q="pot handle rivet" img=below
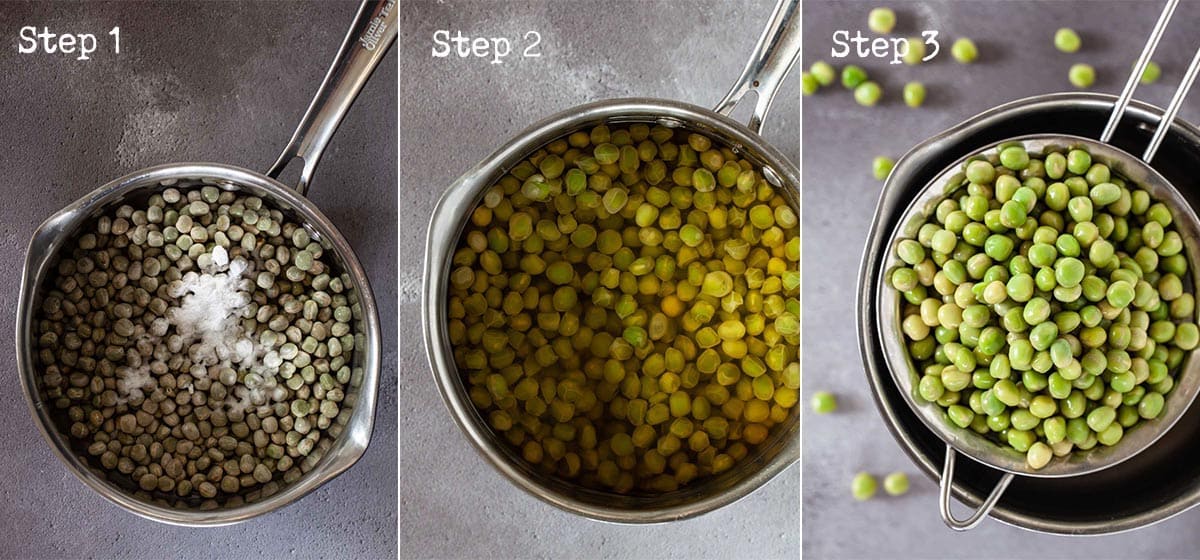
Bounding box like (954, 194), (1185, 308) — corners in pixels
(938, 444), (1014, 531)
(712, 0), (799, 134)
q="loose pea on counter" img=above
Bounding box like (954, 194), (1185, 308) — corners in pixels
(867, 7), (897, 34)
(448, 124), (799, 494)
(887, 144), (1196, 470)
(35, 186), (361, 501)
(951, 38), (978, 64)
(852, 471), (877, 501)
(882, 471), (909, 496)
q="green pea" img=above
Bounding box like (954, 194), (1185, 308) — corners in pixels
(801, 72), (819, 95)
(692, 169), (716, 192)
(1029, 322), (1059, 351)
(594, 143), (620, 165)
(811, 391), (837, 414)
(811, 61), (836, 86)
(1054, 257), (1085, 288)
(948, 405), (975, 428)
(1027, 442), (1053, 469)
(999, 146), (1030, 171)
(1159, 231), (1183, 257)
(1045, 155), (1068, 181)
(951, 38), (978, 63)
(995, 174), (1020, 203)
(918, 375), (945, 402)
(854, 81), (883, 106)
(983, 235), (1013, 261)
(1007, 429), (1036, 452)
(883, 472), (910, 496)
(904, 37), (926, 65)
(895, 240), (925, 266)
(978, 327), (1006, 356)
(942, 367), (972, 392)
(1004, 274), (1032, 302)
(1086, 406), (1117, 433)
(1054, 28), (1081, 53)
(966, 160), (995, 184)
(545, 261), (576, 285)
(1067, 197), (1093, 223)
(851, 472), (877, 500)
(903, 82), (926, 108)
(1028, 243), (1057, 268)
(1068, 63), (1096, 88)
(931, 229), (957, 254)
(963, 223), (989, 246)
(1066, 149), (1092, 175)
(1000, 200), (1027, 228)
(1044, 416), (1068, 444)
(874, 156), (895, 181)
(842, 65), (868, 89)
(1096, 423), (1124, 446)
(1138, 391), (1165, 419)
(868, 7), (896, 33)
(1174, 323), (1199, 350)
(701, 271), (734, 297)
(1023, 297), (1052, 325)
(1011, 408), (1040, 431)
(1066, 417), (1091, 444)
(1004, 307), (1029, 333)
(1111, 371), (1137, 393)
(1048, 372), (1073, 399)
(1106, 280), (1135, 308)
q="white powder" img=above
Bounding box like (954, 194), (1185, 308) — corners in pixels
(168, 257), (255, 368)
(112, 253), (290, 414)
(115, 364), (155, 402)
(212, 245), (229, 269)
(226, 386), (255, 417)
(161, 255), (287, 413)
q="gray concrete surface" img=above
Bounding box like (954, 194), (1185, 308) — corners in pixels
(803, 1), (1200, 558)
(398, 1), (799, 558)
(0, 2), (397, 559)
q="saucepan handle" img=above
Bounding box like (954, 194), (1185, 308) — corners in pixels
(267, 0), (397, 195)
(713, 0), (800, 135)
(938, 445), (1015, 531)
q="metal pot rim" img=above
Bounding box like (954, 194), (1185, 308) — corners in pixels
(422, 97), (799, 523)
(16, 162), (382, 527)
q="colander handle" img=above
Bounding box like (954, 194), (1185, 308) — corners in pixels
(938, 445), (1015, 531)
(1101, 0), (1200, 162)
(713, 0), (800, 134)
(267, 0), (397, 195)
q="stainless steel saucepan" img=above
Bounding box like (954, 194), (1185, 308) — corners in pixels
(16, 0), (395, 526)
(424, 0), (800, 523)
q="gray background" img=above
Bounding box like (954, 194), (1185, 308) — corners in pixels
(804, 1), (1200, 559)
(0, 2), (397, 559)
(398, 1), (799, 558)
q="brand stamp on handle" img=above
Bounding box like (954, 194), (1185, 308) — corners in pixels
(359, 0), (395, 51)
